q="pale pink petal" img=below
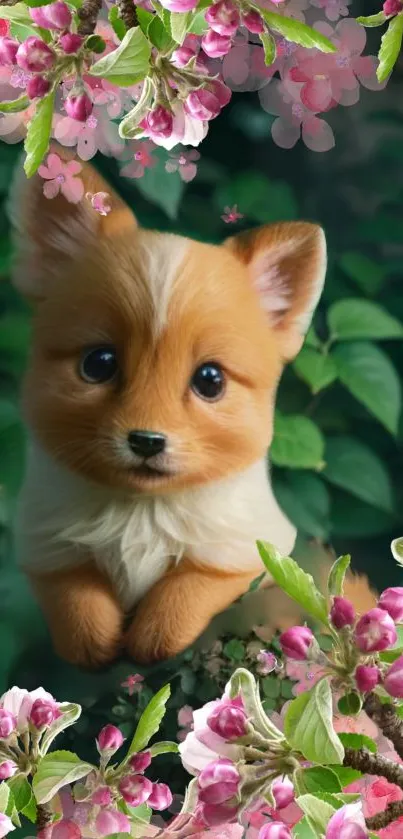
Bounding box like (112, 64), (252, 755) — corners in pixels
(354, 55), (387, 89)
(77, 130), (97, 160)
(65, 159), (83, 176)
(222, 44), (250, 88)
(336, 17), (366, 55)
(272, 116), (301, 148)
(302, 116), (335, 151)
(43, 179), (61, 199)
(259, 80), (284, 116)
(44, 153), (63, 178)
(338, 85), (360, 106)
(181, 162), (197, 182)
(301, 78), (333, 111)
(61, 176), (85, 203)
(165, 160), (178, 173)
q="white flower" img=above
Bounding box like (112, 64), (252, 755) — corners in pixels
(0, 687), (55, 732)
(178, 700), (242, 774)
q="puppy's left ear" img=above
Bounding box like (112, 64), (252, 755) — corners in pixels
(225, 222), (326, 360)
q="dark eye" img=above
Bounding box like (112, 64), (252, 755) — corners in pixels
(191, 362), (225, 401)
(79, 346), (117, 384)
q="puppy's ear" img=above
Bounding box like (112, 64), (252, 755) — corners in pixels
(225, 222), (326, 360)
(9, 145), (137, 302)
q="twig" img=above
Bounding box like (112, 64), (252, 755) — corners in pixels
(0, 0), (20, 5)
(366, 799), (403, 831)
(77, 0), (103, 36)
(37, 804), (53, 831)
(117, 0), (138, 28)
(343, 747), (403, 790)
(364, 693), (403, 761)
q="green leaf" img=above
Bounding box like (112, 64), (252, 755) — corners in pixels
(7, 775), (36, 823)
(86, 34), (106, 53)
(257, 541), (329, 625)
(90, 26), (151, 87)
(305, 326), (321, 349)
(296, 766), (342, 795)
(0, 3), (33, 23)
(24, 90), (55, 178)
(148, 15), (175, 50)
(271, 413), (325, 470)
(0, 95), (29, 114)
(262, 675), (281, 699)
(11, 20), (50, 40)
(187, 7), (209, 34)
(228, 668), (284, 741)
(119, 76), (154, 138)
(292, 817), (317, 839)
(327, 765), (362, 785)
(171, 11), (192, 43)
(32, 751), (93, 804)
(338, 732), (377, 754)
(223, 639), (245, 661)
(333, 342), (401, 434)
(128, 684), (171, 755)
(327, 554), (351, 597)
(339, 252), (384, 296)
(377, 13), (403, 81)
(256, 7), (336, 52)
(248, 571), (266, 592)
(296, 793), (336, 835)
(131, 150), (184, 219)
(136, 6), (154, 34)
(337, 693), (362, 716)
(273, 472), (330, 541)
(328, 299), (403, 341)
(331, 493), (394, 539)
(108, 5), (127, 39)
(260, 31), (276, 65)
(392, 537), (403, 565)
(294, 348), (337, 394)
(40, 702), (82, 755)
(0, 784), (9, 814)
(357, 11), (387, 26)
(284, 680), (345, 765)
(323, 436), (394, 513)
(149, 741), (178, 757)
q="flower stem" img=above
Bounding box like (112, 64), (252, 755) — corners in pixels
(364, 693), (403, 761)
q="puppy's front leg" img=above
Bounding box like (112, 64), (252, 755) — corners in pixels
(125, 559), (261, 663)
(29, 562), (123, 668)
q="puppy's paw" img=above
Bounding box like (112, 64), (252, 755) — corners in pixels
(52, 628), (121, 669)
(124, 615), (192, 664)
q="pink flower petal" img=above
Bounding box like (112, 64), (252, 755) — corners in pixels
(272, 116), (301, 148)
(354, 55), (386, 90)
(65, 159), (83, 176)
(43, 179), (61, 199)
(336, 17), (366, 55)
(61, 177), (85, 204)
(302, 116), (335, 151)
(301, 78), (333, 111)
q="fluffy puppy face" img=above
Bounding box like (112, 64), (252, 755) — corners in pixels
(11, 156), (326, 494)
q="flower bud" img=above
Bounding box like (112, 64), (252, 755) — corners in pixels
(242, 10), (264, 33)
(119, 774), (153, 806)
(148, 782), (173, 810)
(52, 819), (82, 839)
(0, 761), (17, 780)
(279, 626), (314, 660)
(207, 700), (247, 740)
(146, 105), (173, 138)
(198, 758), (240, 805)
(92, 786), (112, 806)
(355, 664), (380, 694)
(0, 36), (18, 66)
(258, 824), (292, 839)
(384, 655), (403, 698)
(325, 801), (367, 839)
(65, 92), (93, 122)
(171, 46), (195, 67)
(95, 808), (130, 837)
(129, 750), (152, 773)
(59, 33), (83, 54)
(27, 75), (51, 100)
(0, 709), (16, 739)
(378, 587), (403, 622)
(97, 724), (124, 754)
(210, 78), (231, 107)
(205, 0), (240, 37)
(330, 596), (355, 630)
(383, 0), (401, 14)
(0, 813), (17, 838)
(354, 607), (397, 653)
(16, 36), (56, 73)
(272, 776), (295, 810)
(159, 0), (198, 10)
(201, 29), (232, 57)
(30, 698), (60, 728)
(30, 2), (72, 31)
(200, 800), (239, 826)
(185, 89), (221, 121)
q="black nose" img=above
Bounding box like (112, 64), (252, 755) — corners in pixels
(128, 430), (166, 459)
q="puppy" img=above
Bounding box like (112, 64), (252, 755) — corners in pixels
(10, 153), (335, 668)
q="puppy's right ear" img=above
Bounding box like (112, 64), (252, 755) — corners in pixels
(9, 147), (137, 302)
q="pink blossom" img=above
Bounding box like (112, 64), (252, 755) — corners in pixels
(97, 724), (124, 753)
(165, 149), (200, 182)
(30, 698), (61, 728)
(119, 774), (153, 806)
(0, 21), (10, 37)
(94, 808), (131, 836)
(205, 0), (240, 37)
(0, 686), (57, 732)
(27, 75), (50, 100)
(223, 43), (278, 92)
(279, 626), (314, 660)
(271, 777), (295, 810)
(355, 664), (380, 694)
(202, 30), (233, 58)
(242, 10), (265, 33)
(50, 820), (81, 839)
(129, 750), (152, 773)
(258, 824), (292, 839)
(0, 813), (15, 837)
(379, 587), (403, 622)
(198, 758), (240, 805)
(179, 698), (242, 774)
(383, 0), (402, 14)
(221, 205), (244, 223)
(30, 2), (72, 31)
(16, 37), (55, 73)
(91, 79), (126, 119)
(53, 107), (125, 161)
(0, 709), (16, 738)
(138, 101), (208, 150)
(91, 787), (112, 806)
(256, 651), (277, 675)
(120, 140), (156, 179)
(285, 659), (325, 694)
(0, 37), (18, 67)
(65, 92), (93, 123)
(0, 760), (17, 780)
(310, 0), (351, 22)
(159, 0), (198, 10)
(86, 191), (111, 215)
(259, 79), (335, 151)
(325, 802), (367, 839)
(121, 673), (144, 696)
(330, 596), (355, 629)
(38, 153), (84, 203)
(207, 699), (247, 741)
(333, 709), (379, 741)
(148, 783), (173, 810)
(355, 607), (397, 653)
(384, 655), (403, 698)
(59, 34), (84, 55)
(185, 88), (222, 121)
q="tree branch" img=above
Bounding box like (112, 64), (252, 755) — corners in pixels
(364, 693), (403, 761)
(343, 747), (403, 790)
(36, 803), (53, 831)
(117, 0), (138, 28)
(366, 799), (403, 831)
(77, 0), (103, 36)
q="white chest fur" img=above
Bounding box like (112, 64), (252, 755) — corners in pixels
(15, 443), (296, 610)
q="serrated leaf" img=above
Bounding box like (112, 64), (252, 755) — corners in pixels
(338, 732), (377, 753)
(296, 793), (336, 835)
(327, 554), (351, 597)
(119, 76), (153, 138)
(257, 7), (336, 52)
(257, 541), (329, 625)
(377, 13), (403, 81)
(271, 412), (325, 470)
(24, 90), (55, 178)
(0, 95), (29, 114)
(171, 11), (192, 43)
(284, 680), (345, 765)
(40, 702), (82, 755)
(149, 741), (178, 757)
(108, 5), (127, 39)
(328, 299), (403, 341)
(90, 26), (151, 87)
(128, 684), (170, 755)
(294, 348), (337, 394)
(323, 436), (394, 512)
(333, 342), (401, 434)
(260, 31), (276, 65)
(357, 11), (387, 26)
(7, 775), (36, 823)
(32, 751), (93, 804)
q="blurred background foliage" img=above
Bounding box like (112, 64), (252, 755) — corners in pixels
(1, 9), (403, 829)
